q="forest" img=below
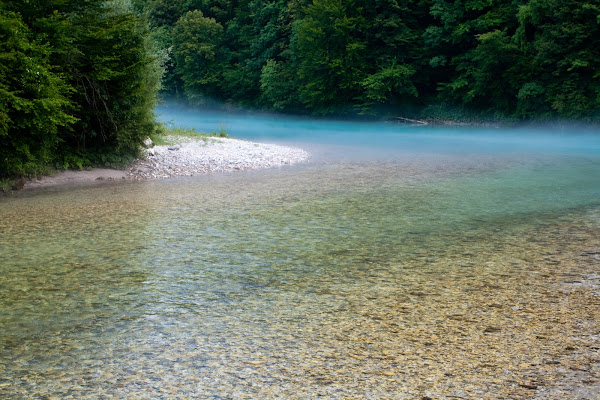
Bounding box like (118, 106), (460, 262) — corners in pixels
(1, 0), (600, 179)
(140, 0), (600, 120)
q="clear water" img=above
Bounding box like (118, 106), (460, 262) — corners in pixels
(1, 109), (600, 399)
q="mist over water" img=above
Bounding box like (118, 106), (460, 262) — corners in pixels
(156, 104), (600, 160)
(156, 104), (600, 218)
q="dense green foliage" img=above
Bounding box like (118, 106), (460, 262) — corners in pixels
(0, 0), (161, 178)
(2, 0), (598, 179)
(138, 0), (599, 120)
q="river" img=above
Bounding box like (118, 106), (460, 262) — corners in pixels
(1, 108), (599, 399)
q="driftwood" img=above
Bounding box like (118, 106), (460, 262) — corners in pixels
(389, 116), (429, 125)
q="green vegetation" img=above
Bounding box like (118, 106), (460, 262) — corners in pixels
(0, 178), (13, 193)
(2, 0), (599, 181)
(138, 0), (599, 121)
(154, 125), (229, 145)
(1, 0), (162, 180)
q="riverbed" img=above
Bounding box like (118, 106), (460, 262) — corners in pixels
(1, 111), (599, 399)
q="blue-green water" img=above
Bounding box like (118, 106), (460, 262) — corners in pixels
(1, 112), (600, 399)
(157, 106), (600, 157)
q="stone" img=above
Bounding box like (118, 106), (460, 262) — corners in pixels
(127, 136), (309, 180)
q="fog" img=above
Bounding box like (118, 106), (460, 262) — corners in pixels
(156, 103), (600, 161)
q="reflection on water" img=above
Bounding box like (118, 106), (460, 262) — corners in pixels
(2, 150), (600, 398)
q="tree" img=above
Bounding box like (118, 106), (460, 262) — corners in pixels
(189, 0), (237, 25)
(61, 0), (162, 155)
(1, 0), (162, 177)
(172, 9), (226, 103)
(223, 0), (297, 107)
(0, 9), (74, 176)
(358, 0), (431, 112)
(361, 63), (418, 107)
(147, 0), (188, 27)
(444, 29), (528, 116)
(425, 0), (518, 77)
(260, 59), (301, 110)
(292, 0), (368, 114)
(127, 0), (600, 120)
(525, 0), (600, 119)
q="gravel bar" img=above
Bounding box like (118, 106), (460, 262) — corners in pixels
(127, 135), (309, 179)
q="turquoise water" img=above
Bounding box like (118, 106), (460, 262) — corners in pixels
(157, 105), (600, 157)
(1, 111), (600, 398)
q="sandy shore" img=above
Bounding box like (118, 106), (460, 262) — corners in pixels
(24, 136), (309, 190)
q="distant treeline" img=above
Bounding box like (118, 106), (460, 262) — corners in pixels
(138, 0), (600, 121)
(0, 0), (161, 179)
(2, 0), (599, 179)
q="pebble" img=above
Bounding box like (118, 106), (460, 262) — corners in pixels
(128, 136), (309, 180)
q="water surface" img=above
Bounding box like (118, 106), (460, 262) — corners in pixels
(157, 105), (600, 158)
(1, 111), (600, 399)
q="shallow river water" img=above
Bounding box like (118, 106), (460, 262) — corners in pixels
(1, 111), (600, 399)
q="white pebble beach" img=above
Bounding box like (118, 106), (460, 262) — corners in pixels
(128, 135), (309, 179)
(23, 135), (309, 189)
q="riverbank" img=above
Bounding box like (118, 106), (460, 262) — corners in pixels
(22, 135), (309, 190)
